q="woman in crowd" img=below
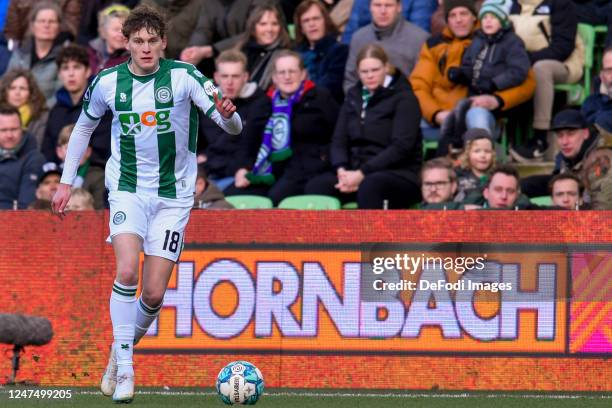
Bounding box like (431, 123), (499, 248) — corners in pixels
(305, 44), (422, 209)
(235, 4), (292, 91)
(87, 4), (130, 75)
(227, 50), (339, 204)
(0, 69), (49, 149)
(7, 2), (71, 106)
(293, 0), (348, 102)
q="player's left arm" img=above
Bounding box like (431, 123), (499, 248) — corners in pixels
(186, 69), (243, 135)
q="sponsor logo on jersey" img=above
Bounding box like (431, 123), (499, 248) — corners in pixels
(203, 81), (218, 98)
(155, 86), (172, 103)
(119, 110), (172, 134)
(83, 87), (91, 101)
(113, 211), (126, 225)
(120, 92), (127, 103)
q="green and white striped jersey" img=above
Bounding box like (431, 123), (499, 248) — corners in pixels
(83, 59), (234, 199)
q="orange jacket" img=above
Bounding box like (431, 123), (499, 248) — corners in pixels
(410, 26), (535, 125)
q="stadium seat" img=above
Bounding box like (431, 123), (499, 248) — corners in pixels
(422, 140), (439, 158)
(278, 195), (341, 210)
(421, 122), (440, 158)
(342, 202), (358, 209)
(288, 24), (296, 40)
(225, 195), (273, 209)
(594, 25), (608, 73)
(530, 196), (553, 207)
(554, 23), (595, 105)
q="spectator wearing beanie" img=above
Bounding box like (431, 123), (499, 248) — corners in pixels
(440, 0), (531, 142)
(410, 0), (535, 154)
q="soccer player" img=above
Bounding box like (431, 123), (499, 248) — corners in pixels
(51, 5), (242, 403)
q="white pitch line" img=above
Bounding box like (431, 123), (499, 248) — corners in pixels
(69, 390), (611, 399)
(1, 389), (610, 399)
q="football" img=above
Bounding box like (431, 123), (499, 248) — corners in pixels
(216, 361), (264, 405)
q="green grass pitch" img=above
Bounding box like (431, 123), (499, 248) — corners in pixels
(1, 388), (610, 407)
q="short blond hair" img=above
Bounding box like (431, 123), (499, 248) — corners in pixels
(58, 123), (75, 146)
(68, 188), (94, 210)
(215, 49), (248, 71)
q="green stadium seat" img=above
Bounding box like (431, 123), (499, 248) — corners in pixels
(594, 25), (608, 34)
(288, 24), (296, 40)
(342, 202), (358, 209)
(225, 195), (273, 209)
(278, 195), (341, 210)
(555, 23), (596, 105)
(594, 25), (608, 73)
(530, 196), (553, 207)
(422, 140), (438, 158)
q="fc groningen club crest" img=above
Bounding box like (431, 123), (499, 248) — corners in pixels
(155, 86), (172, 103)
(113, 211), (126, 225)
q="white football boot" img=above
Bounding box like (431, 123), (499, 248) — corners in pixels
(112, 371), (135, 403)
(100, 345), (117, 396)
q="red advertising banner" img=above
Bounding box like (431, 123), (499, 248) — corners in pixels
(0, 211), (610, 391)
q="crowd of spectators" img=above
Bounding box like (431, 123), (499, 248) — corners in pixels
(0, 0), (610, 211)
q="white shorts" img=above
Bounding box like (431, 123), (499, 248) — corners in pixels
(107, 191), (193, 262)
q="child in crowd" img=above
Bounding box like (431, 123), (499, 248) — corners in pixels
(66, 188), (95, 211)
(194, 165), (234, 209)
(55, 123), (106, 209)
(454, 128), (496, 202)
(443, 0), (530, 146)
(55, 124), (92, 188)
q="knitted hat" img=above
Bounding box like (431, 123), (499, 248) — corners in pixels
(478, 0), (512, 28)
(444, 0), (477, 21)
(462, 128), (494, 143)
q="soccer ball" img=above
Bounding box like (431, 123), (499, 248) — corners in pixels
(216, 361), (264, 405)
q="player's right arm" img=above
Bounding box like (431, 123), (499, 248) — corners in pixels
(52, 78), (107, 217)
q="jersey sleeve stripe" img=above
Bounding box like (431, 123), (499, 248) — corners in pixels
(83, 109), (101, 121)
(188, 103), (198, 153)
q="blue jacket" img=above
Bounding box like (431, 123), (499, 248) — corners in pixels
(295, 34), (348, 103)
(0, 33), (10, 76)
(341, 0), (437, 44)
(42, 84), (112, 168)
(0, 0), (9, 31)
(0, 132), (45, 209)
(581, 89), (612, 134)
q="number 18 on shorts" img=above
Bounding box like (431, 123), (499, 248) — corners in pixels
(108, 191), (192, 262)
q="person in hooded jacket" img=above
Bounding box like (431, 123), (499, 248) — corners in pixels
(40, 44), (111, 203)
(305, 44), (422, 208)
